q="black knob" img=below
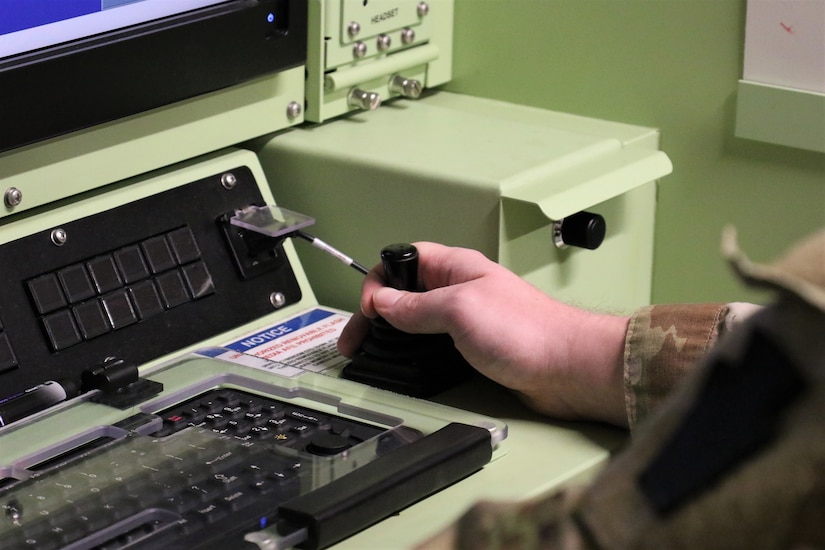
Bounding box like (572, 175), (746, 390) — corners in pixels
(380, 243), (419, 290)
(554, 211), (606, 250)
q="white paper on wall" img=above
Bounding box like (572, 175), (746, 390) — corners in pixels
(743, 0), (825, 93)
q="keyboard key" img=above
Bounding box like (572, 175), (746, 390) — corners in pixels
(73, 300), (111, 339)
(141, 235), (176, 274)
(129, 280), (164, 320)
(101, 290), (138, 329)
(156, 270), (190, 309)
(182, 261), (215, 299)
(167, 227), (201, 264)
(216, 391), (240, 407)
(189, 502), (228, 525)
(58, 263), (96, 303)
(221, 406), (245, 420)
(42, 309), (82, 350)
(0, 332), (18, 373)
(114, 245), (149, 284)
(28, 273), (67, 314)
(87, 255), (122, 294)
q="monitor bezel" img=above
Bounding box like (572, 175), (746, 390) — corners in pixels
(0, 0), (307, 154)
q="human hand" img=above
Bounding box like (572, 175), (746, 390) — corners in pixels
(337, 242), (629, 427)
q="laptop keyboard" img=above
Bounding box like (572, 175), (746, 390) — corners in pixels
(153, 388), (388, 453)
(0, 388), (407, 549)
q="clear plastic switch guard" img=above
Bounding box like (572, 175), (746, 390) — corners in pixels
(230, 205), (316, 238)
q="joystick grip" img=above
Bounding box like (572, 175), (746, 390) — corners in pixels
(343, 242), (473, 397)
(381, 243), (418, 291)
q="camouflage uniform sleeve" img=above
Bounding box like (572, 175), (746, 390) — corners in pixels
(623, 303), (729, 429)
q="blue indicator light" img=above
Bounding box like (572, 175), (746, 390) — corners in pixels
(259, 516), (268, 528)
(267, 12), (275, 24)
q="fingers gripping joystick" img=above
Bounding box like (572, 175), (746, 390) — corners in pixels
(342, 244), (474, 397)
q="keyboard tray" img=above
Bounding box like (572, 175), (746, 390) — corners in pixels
(0, 388), (415, 549)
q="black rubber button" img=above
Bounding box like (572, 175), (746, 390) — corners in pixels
(129, 280), (164, 320)
(43, 310), (82, 350)
(28, 273), (67, 314)
(73, 301), (111, 339)
(0, 332), (18, 373)
(156, 271), (190, 309)
(167, 227), (201, 265)
(142, 236), (176, 274)
(87, 256), (122, 294)
(58, 264), (96, 303)
(101, 291), (138, 329)
(182, 262), (215, 299)
(306, 432), (352, 456)
(114, 246), (149, 284)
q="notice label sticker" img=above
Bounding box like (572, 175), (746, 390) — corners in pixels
(221, 307), (351, 376)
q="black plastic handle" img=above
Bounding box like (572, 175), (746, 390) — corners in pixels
(277, 422), (493, 549)
(380, 243), (419, 291)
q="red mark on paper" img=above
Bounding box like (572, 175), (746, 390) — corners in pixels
(780, 22), (794, 34)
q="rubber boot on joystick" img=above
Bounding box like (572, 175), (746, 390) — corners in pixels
(342, 243), (473, 397)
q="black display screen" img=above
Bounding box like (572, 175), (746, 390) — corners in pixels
(0, 0), (307, 153)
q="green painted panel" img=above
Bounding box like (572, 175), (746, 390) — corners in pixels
(446, 0), (825, 305)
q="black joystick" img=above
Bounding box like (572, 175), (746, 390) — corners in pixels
(342, 243), (474, 397)
(380, 243), (419, 291)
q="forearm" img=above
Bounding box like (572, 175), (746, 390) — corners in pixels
(517, 309), (630, 427)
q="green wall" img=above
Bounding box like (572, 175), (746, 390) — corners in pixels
(445, 0), (825, 305)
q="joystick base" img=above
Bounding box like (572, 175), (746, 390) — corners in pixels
(343, 318), (474, 397)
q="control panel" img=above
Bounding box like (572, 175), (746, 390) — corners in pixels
(0, 152), (304, 400)
(305, 0), (454, 122)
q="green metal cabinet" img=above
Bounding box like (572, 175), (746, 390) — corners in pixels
(257, 91), (672, 314)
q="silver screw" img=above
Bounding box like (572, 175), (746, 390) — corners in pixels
(50, 228), (68, 247)
(4, 187), (22, 208)
(376, 34), (392, 52)
(347, 21), (361, 37)
(417, 2), (429, 17)
(352, 41), (367, 58)
(286, 101), (302, 120)
(270, 292), (287, 309)
(221, 172), (237, 189)
(401, 28), (416, 45)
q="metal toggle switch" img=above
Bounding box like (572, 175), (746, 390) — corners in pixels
(389, 75), (423, 99)
(348, 88), (381, 111)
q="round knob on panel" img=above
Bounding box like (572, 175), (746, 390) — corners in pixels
(352, 41), (367, 59)
(380, 243), (419, 291)
(306, 432), (352, 456)
(389, 74), (423, 98)
(348, 88), (381, 110)
(553, 211), (606, 250)
(401, 27), (416, 45)
(376, 33), (392, 52)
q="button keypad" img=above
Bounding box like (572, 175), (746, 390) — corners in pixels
(27, 226), (214, 352)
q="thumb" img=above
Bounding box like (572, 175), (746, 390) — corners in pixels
(372, 286), (403, 311)
(372, 287), (447, 335)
